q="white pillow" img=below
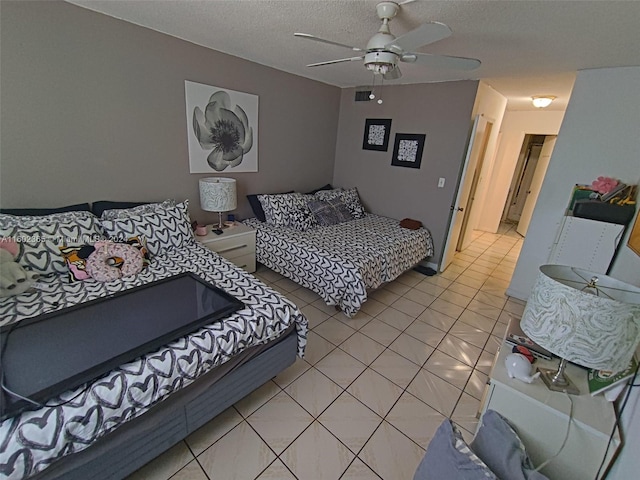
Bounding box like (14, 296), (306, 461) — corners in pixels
(257, 193), (316, 231)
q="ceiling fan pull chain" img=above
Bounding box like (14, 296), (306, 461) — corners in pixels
(369, 72), (377, 100)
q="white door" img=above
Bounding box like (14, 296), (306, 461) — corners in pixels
(440, 115), (486, 272)
(517, 136), (557, 236)
(507, 143), (543, 222)
(458, 121), (494, 251)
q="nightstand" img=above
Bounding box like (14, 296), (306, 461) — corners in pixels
(479, 318), (620, 480)
(197, 222), (256, 273)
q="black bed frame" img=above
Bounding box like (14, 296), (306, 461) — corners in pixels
(31, 328), (298, 480)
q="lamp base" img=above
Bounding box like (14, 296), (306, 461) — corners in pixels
(537, 367), (580, 395)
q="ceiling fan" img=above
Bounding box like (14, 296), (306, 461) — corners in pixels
(294, 1), (480, 80)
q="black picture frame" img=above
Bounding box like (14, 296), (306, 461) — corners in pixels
(391, 133), (426, 169)
(362, 118), (392, 151)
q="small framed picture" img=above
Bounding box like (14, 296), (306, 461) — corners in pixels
(362, 118), (392, 151)
(391, 133), (426, 169)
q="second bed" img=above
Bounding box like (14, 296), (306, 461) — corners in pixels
(245, 214), (434, 317)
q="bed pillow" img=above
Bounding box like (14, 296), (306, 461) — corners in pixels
(341, 187), (367, 218)
(98, 199), (174, 220)
(314, 187), (366, 219)
(0, 210), (105, 277)
(257, 193), (315, 231)
(92, 200), (148, 218)
(413, 419), (497, 480)
(307, 197), (353, 226)
(247, 191), (294, 222)
(471, 410), (549, 480)
(0, 203), (91, 216)
(100, 200), (194, 256)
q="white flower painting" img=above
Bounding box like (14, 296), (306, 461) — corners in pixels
(185, 80), (258, 173)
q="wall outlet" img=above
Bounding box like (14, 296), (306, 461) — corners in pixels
(438, 178), (446, 188)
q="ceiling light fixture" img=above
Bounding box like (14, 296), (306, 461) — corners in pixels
(364, 51), (397, 76)
(531, 95), (556, 108)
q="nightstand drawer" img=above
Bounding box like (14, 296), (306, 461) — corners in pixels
(203, 234), (256, 260)
(228, 253), (256, 273)
(197, 223), (256, 273)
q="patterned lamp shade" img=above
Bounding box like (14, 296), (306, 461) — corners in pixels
(521, 265), (640, 373)
(199, 177), (237, 213)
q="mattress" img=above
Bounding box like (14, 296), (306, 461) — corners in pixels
(245, 214), (434, 316)
(0, 242), (308, 480)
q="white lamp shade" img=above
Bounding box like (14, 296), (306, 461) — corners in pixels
(521, 265), (640, 373)
(199, 177), (237, 213)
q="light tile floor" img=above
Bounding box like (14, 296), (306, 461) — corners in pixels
(127, 223), (524, 480)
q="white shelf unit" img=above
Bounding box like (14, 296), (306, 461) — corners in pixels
(479, 318), (620, 480)
(548, 216), (624, 273)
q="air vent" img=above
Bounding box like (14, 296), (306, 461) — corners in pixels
(355, 90), (372, 102)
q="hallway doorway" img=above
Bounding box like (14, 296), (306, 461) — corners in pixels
(502, 134), (557, 237)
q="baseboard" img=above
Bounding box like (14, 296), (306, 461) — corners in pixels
(505, 287), (528, 302)
(418, 260), (439, 271)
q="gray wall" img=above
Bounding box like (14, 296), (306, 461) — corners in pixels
(0, 1), (340, 224)
(333, 82), (479, 264)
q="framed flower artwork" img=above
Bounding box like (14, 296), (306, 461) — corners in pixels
(391, 133), (426, 169)
(362, 118), (392, 151)
(185, 80), (258, 173)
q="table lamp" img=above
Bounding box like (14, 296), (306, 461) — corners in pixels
(199, 177), (237, 230)
(520, 265), (640, 395)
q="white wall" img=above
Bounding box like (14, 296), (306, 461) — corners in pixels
(479, 110), (566, 232)
(508, 66), (640, 301)
(464, 82), (508, 236)
(609, 366), (640, 479)
(508, 65), (640, 479)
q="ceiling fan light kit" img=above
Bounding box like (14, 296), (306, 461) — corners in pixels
(365, 51), (398, 75)
(294, 1), (480, 82)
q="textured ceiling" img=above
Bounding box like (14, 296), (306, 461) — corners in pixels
(67, 0), (640, 111)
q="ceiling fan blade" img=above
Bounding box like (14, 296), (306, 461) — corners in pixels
(383, 67), (402, 80)
(402, 52), (481, 71)
(307, 56), (364, 67)
(294, 33), (363, 52)
(385, 22), (452, 54)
